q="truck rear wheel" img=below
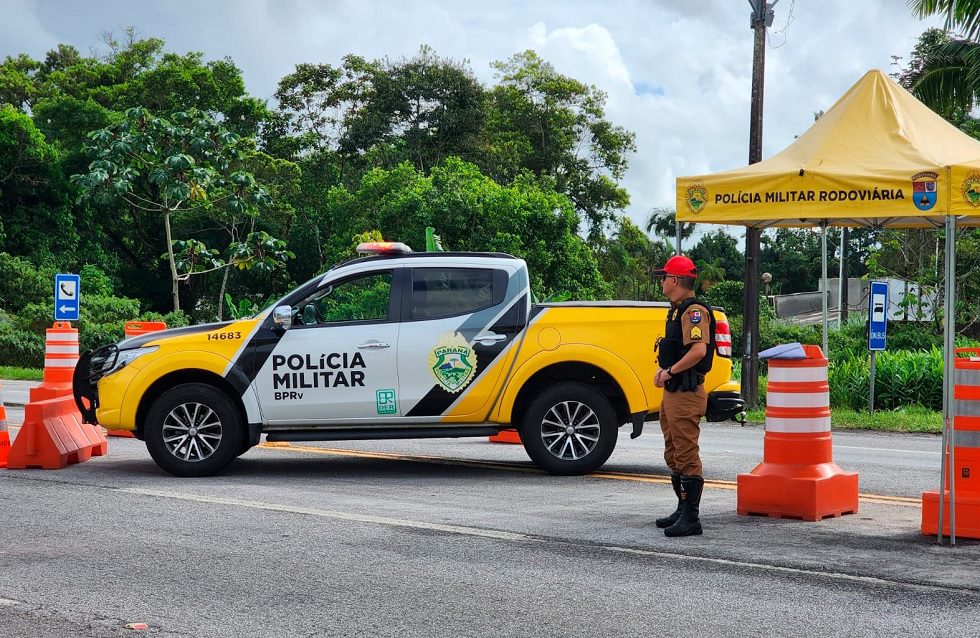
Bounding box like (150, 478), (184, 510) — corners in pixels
(144, 383), (243, 477)
(521, 382), (618, 475)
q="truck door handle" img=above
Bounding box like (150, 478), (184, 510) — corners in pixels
(474, 332), (507, 345)
(357, 341), (391, 349)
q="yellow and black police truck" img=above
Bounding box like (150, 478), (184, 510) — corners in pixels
(74, 243), (744, 477)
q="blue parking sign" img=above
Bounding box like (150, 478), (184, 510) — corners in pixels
(868, 281), (888, 351)
(54, 273), (80, 321)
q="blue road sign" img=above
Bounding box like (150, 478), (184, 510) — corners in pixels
(54, 273), (80, 321)
(868, 280), (888, 351)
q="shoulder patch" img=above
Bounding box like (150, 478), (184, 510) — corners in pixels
(689, 309), (702, 325)
(690, 326), (703, 341)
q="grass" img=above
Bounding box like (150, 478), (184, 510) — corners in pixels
(745, 405), (942, 434)
(0, 366), (43, 381)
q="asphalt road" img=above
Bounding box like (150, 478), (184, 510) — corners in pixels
(2, 409), (978, 637)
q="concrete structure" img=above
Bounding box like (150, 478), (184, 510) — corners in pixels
(772, 277), (936, 325)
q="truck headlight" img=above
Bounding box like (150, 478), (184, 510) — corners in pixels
(105, 346), (158, 376)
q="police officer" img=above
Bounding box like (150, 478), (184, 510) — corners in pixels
(653, 255), (715, 537)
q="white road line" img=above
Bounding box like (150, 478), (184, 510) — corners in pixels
(119, 487), (964, 594)
(119, 488), (529, 542)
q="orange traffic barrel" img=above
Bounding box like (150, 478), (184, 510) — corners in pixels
(124, 321), (167, 339)
(737, 344), (859, 520)
(0, 381), (9, 468)
(922, 348), (980, 539)
(30, 322), (80, 402)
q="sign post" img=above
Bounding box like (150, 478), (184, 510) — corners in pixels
(868, 281), (888, 415)
(54, 273), (81, 322)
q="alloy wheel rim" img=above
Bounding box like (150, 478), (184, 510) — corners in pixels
(540, 400), (600, 461)
(162, 402), (223, 462)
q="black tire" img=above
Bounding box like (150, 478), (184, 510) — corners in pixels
(144, 383), (244, 477)
(520, 382), (619, 475)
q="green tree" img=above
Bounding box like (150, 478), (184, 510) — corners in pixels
(272, 48), (636, 240)
(0, 105), (76, 263)
(71, 107), (274, 312)
(760, 228), (826, 295)
(896, 27), (980, 125)
(688, 230), (742, 285)
(911, 1), (980, 41)
(595, 216), (671, 300)
(312, 157), (608, 298)
(484, 51), (636, 239)
(0, 32), (278, 307)
(272, 47), (485, 178)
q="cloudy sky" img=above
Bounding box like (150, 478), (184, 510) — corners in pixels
(1, 0), (945, 241)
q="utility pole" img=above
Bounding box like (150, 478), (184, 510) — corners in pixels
(744, 0), (775, 409)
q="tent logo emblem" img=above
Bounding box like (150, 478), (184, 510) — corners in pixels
(428, 332), (478, 394)
(911, 171), (938, 211)
(962, 171), (980, 208)
(685, 180), (707, 215)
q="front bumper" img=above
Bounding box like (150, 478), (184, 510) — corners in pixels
(72, 346), (117, 424)
(705, 390), (746, 422)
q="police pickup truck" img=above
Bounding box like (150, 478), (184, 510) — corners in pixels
(74, 242), (744, 477)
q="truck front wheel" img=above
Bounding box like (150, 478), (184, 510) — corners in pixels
(521, 382), (618, 475)
(144, 383), (244, 477)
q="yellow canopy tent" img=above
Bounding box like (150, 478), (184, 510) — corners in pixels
(675, 69), (980, 543)
(676, 69), (980, 229)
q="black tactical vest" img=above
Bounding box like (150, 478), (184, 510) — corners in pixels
(657, 297), (715, 391)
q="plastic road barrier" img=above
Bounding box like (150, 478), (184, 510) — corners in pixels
(124, 321), (167, 339)
(488, 429), (522, 444)
(7, 393), (107, 470)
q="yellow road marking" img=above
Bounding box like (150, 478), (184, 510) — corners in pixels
(257, 442), (921, 506)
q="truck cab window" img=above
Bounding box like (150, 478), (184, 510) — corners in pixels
(411, 268), (502, 319)
(297, 271), (394, 325)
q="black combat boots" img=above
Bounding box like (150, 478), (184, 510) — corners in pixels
(664, 474), (704, 537)
(655, 472), (683, 528)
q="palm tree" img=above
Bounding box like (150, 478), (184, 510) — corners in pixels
(695, 257), (726, 292)
(911, 1), (980, 39)
(644, 207), (695, 243)
(906, 1), (980, 114)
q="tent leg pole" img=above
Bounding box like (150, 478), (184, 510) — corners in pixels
(947, 215), (957, 545)
(938, 216), (957, 545)
(821, 223), (828, 355)
(838, 229), (845, 326)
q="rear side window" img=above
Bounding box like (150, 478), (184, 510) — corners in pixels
(410, 268), (506, 320)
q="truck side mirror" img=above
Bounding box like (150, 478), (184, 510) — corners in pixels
(273, 305), (293, 330)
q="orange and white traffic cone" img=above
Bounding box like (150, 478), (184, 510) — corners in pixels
(737, 344), (859, 521)
(30, 322), (80, 402)
(922, 348), (980, 539)
(0, 381), (10, 468)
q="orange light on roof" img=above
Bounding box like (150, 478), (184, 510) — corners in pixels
(356, 241), (413, 255)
